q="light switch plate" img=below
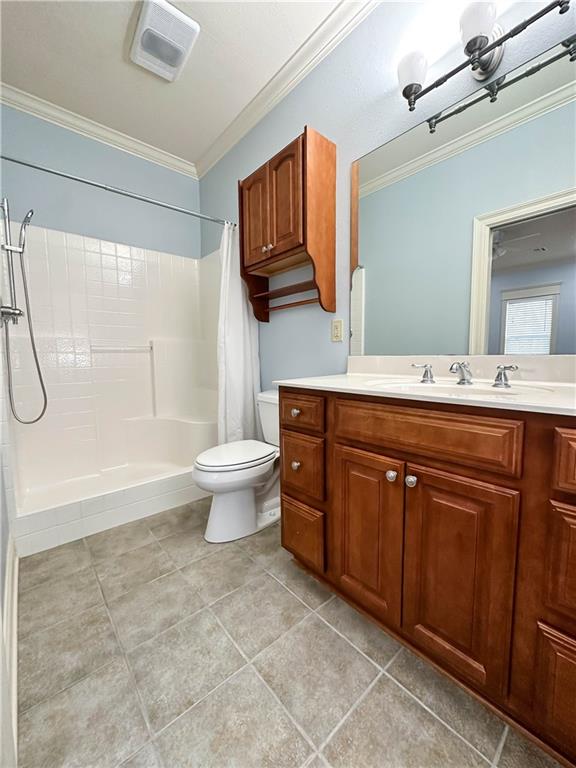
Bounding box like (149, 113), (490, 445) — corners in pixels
(331, 319), (344, 342)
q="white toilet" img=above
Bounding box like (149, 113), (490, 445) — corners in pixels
(192, 390), (280, 543)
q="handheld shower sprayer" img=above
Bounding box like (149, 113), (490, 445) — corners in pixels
(0, 198), (48, 424)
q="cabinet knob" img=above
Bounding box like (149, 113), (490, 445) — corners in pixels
(385, 470), (398, 483)
(267, 243), (273, 251)
(291, 460), (302, 472)
(405, 475), (418, 488)
(261, 246), (267, 253)
(290, 408), (301, 418)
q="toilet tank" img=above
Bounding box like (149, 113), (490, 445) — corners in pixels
(257, 389), (279, 446)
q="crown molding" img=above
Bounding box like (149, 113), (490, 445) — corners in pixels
(0, 84), (199, 180)
(359, 80), (576, 198)
(195, 0), (380, 177)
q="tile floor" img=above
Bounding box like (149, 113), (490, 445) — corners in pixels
(18, 498), (563, 768)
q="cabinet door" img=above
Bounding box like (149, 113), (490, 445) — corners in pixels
(403, 464), (519, 697)
(268, 137), (304, 257)
(334, 445), (405, 629)
(241, 163), (269, 268)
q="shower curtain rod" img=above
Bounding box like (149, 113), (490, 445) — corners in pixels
(0, 155), (236, 227)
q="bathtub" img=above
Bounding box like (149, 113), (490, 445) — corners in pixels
(13, 416), (217, 556)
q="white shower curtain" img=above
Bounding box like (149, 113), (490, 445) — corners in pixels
(217, 223), (261, 443)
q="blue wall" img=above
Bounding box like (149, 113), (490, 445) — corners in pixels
(200, 2), (574, 388)
(360, 102), (576, 355)
(488, 258), (576, 354)
(1, 106), (202, 258)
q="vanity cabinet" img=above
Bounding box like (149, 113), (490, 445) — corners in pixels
(238, 126), (336, 321)
(279, 387), (576, 767)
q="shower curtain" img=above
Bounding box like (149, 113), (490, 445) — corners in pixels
(217, 223), (261, 443)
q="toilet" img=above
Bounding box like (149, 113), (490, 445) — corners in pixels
(192, 390), (280, 543)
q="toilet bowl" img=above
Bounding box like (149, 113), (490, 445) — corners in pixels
(192, 390), (280, 543)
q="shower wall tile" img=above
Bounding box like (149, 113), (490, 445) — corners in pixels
(4, 226), (220, 506)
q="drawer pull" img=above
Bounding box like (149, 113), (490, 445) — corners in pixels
(405, 475), (418, 488)
(291, 408), (302, 418)
(386, 470), (398, 483)
(291, 460), (302, 472)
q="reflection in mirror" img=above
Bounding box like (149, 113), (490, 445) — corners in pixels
(353, 42), (576, 356)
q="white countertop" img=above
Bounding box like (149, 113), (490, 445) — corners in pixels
(274, 373), (576, 416)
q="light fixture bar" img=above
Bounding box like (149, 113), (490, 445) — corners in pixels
(407, 0), (570, 111)
(426, 36), (576, 133)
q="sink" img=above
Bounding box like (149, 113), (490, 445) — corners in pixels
(364, 380), (553, 398)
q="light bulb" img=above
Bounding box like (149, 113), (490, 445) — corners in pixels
(460, 2), (497, 48)
(397, 51), (428, 91)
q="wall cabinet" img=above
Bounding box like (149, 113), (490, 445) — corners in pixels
(279, 388), (576, 767)
(238, 127), (336, 321)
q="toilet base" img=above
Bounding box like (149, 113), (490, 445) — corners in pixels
(204, 490), (280, 543)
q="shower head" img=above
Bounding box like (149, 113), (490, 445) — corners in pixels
(18, 209), (34, 249)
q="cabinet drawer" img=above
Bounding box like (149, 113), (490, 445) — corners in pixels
(281, 431), (325, 501)
(281, 495), (325, 572)
(535, 623), (576, 756)
(554, 428), (576, 494)
(546, 501), (576, 621)
(334, 399), (524, 477)
(281, 393), (325, 434)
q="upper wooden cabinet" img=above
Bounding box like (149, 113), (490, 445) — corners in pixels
(238, 127), (336, 321)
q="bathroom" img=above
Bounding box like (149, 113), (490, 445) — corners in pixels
(0, 0), (575, 766)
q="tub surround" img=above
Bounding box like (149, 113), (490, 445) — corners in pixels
(277, 361), (576, 766)
(276, 355), (576, 416)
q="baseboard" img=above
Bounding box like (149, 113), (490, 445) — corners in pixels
(1, 534), (18, 767)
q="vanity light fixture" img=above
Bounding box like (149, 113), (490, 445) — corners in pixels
(398, 0), (571, 112)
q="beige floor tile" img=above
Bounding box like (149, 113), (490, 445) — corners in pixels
(318, 597), (401, 668)
(388, 649), (505, 760)
(85, 520), (155, 562)
(324, 675), (487, 768)
(18, 566), (102, 638)
(180, 548), (263, 604)
(268, 551), (333, 609)
(212, 573), (310, 658)
(18, 659), (148, 768)
(129, 608), (244, 732)
(498, 729), (563, 768)
(158, 527), (227, 567)
(156, 666), (311, 768)
(146, 501), (210, 540)
(108, 570), (204, 650)
(254, 615), (378, 746)
(121, 743), (163, 768)
(95, 541), (175, 601)
(19, 539), (91, 592)
(235, 522), (282, 567)
(18, 604), (120, 713)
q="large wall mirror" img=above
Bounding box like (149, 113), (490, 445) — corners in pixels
(351, 42), (576, 357)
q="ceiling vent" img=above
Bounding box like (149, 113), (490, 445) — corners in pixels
(130, 0), (200, 82)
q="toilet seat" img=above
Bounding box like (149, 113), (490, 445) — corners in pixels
(195, 439), (278, 473)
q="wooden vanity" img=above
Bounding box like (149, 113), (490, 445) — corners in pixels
(279, 386), (576, 767)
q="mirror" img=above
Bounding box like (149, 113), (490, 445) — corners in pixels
(352, 42), (576, 356)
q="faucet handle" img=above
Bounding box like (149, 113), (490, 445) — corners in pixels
(493, 364), (519, 388)
(411, 363), (435, 383)
(496, 364), (519, 372)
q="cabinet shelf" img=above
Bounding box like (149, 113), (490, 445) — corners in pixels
(238, 126), (336, 321)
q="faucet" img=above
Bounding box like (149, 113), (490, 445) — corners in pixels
(493, 364), (519, 388)
(449, 361), (473, 385)
(411, 363), (435, 383)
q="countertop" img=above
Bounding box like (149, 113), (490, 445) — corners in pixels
(274, 373), (576, 417)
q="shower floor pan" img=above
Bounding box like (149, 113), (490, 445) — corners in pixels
(14, 417), (217, 556)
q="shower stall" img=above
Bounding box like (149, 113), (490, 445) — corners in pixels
(0, 181), (223, 556)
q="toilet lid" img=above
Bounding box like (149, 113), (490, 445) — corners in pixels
(195, 440), (278, 471)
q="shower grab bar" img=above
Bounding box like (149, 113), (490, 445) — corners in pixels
(90, 344), (152, 353)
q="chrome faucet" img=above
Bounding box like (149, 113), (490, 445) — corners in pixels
(449, 361), (473, 385)
(412, 363), (435, 383)
(493, 364), (519, 388)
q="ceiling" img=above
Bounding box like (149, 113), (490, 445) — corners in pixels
(0, 0), (371, 176)
(493, 206), (576, 272)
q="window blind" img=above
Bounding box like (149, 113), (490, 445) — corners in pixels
(502, 294), (556, 354)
